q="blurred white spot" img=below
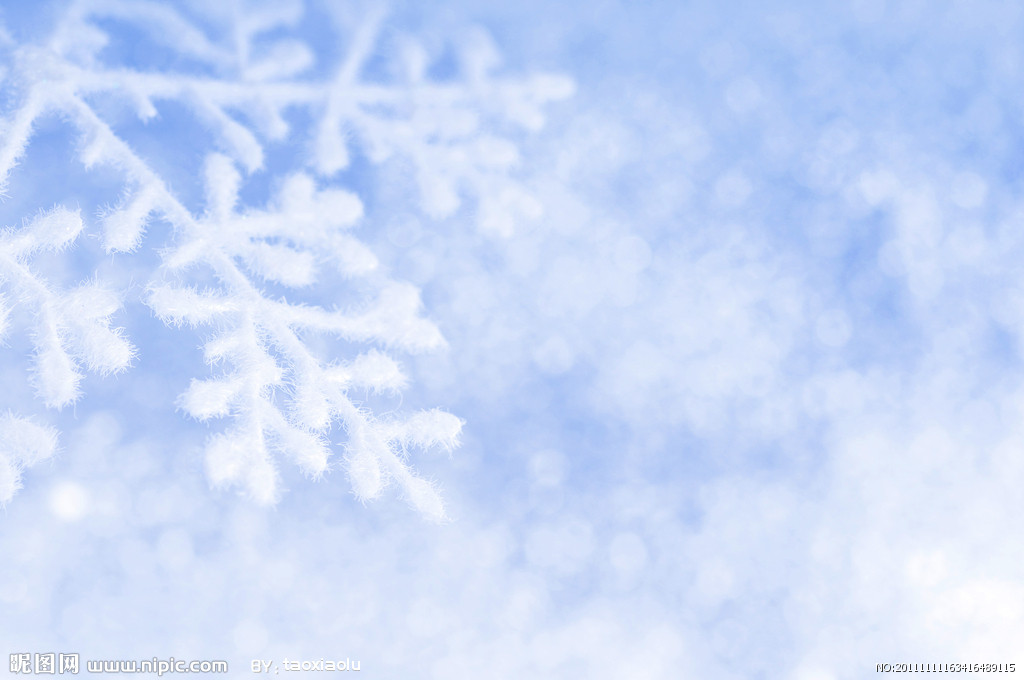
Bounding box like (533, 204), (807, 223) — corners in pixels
(479, 186), (543, 237)
(90, 480), (130, 521)
(156, 528), (194, 571)
(533, 335), (574, 375)
(528, 449), (567, 487)
(945, 225), (986, 266)
(877, 240), (904, 276)
(672, 122), (712, 163)
(806, 155), (844, 193)
(906, 260), (945, 300)
(714, 171), (751, 207)
(710, 618), (750, 660)
(612, 235), (652, 274)
(725, 77), (762, 114)
(540, 256), (601, 317)
(136, 485), (193, 526)
(850, 0), (888, 23)
(467, 527), (513, 570)
(262, 558), (297, 595)
(0, 569), (28, 604)
(818, 119), (858, 157)
(635, 625), (690, 677)
(608, 532), (648, 576)
(501, 583), (546, 630)
(231, 619), (268, 652)
(693, 559), (736, 604)
(815, 309), (852, 347)
(524, 519), (594, 576)
(398, 38), (428, 82)
(48, 480), (89, 522)
(448, 275), (497, 317)
(533, 613), (617, 667)
(906, 551), (948, 589)
(405, 247), (437, 283)
(76, 411), (123, 453)
(407, 598), (450, 638)
(386, 218), (422, 247)
(858, 169), (900, 206)
(895, 189), (941, 245)
(791, 662), (839, 680)
(116, 538), (155, 579)
(801, 369), (869, 417)
(459, 27), (501, 81)
(908, 427), (955, 470)
(950, 171), (988, 209)
(613, 340), (668, 394)
(528, 484), (566, 516)
(699, 41), (742, 78)
(929, 580), (1024, 632)
(608, 273), (641, 308)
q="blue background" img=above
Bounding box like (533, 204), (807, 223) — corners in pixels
(2, 0), (1024, 677)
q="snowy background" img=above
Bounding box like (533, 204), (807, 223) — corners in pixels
(2, 0), (1024, 677)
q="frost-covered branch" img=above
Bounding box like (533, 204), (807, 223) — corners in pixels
(2, 0), (573, 229)
(0, 209), (131, 504)
(147, 154), (461, 515)
(0, 0), (571, 513)
(0, 413), (57, 506)
(0, 208), (135, 407)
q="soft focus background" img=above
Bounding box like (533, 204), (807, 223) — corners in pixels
(3, 0), (1024, 677)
